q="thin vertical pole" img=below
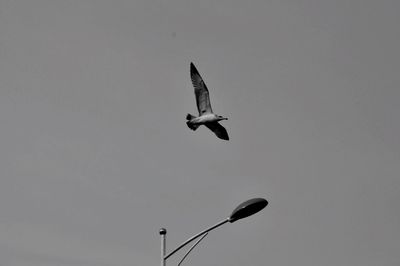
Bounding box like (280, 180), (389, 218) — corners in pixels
(160, 228), (167, 266)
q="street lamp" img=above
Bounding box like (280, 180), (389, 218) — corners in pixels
(159, 198), (268, 266)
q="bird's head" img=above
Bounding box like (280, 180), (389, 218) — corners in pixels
(217, 115), (228, 121)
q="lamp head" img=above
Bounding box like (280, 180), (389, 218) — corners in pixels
(228, 198), (268, 223)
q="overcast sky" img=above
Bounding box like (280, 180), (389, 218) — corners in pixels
(1, 1), (399, 266)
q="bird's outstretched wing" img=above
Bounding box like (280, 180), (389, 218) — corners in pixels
(205, 122), (229, 140)
(190, 62), (213, 115)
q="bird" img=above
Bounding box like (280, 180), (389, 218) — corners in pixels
(186, 62), (229, 140)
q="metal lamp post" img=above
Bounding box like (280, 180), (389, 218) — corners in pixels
(159, 198), (268, 266)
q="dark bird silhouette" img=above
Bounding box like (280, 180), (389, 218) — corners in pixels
(186, 62), (229, 140)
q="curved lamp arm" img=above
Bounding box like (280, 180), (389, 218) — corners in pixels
(164, 218), (229, 260)
(178, 232), (208, 266)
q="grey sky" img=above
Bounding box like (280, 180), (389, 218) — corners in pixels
(0, 0), (399, 266)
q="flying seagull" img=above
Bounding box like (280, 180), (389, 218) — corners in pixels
(186, 62), (229, 140)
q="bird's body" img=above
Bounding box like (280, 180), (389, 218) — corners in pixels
(189, 113), (221, 124)
(186, 63), (229, 140)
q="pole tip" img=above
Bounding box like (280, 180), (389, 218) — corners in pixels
(159, 228), (167, 235)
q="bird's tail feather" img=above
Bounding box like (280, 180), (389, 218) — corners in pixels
(186, 113), (200, 130)
(186, 113), (196, 120)
(186, 121), (200, 131)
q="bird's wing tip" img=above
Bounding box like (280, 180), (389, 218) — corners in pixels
(220, 135), (230, 141)
(190, 62), (198, 74)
